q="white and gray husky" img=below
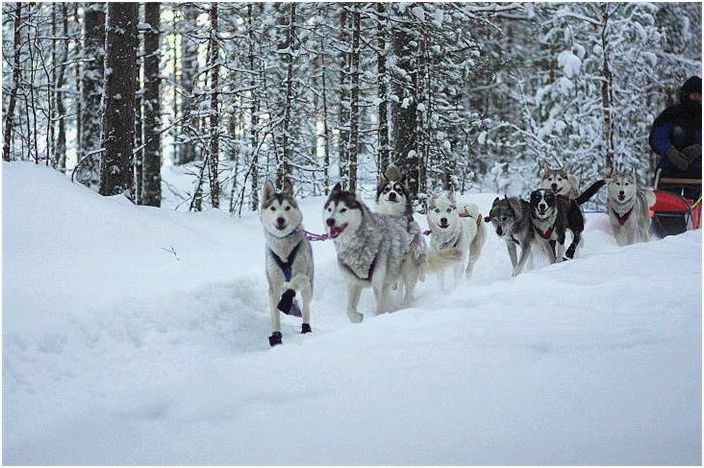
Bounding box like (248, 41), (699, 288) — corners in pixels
(376, 164), (428, 286)
(260, 179), (314, 346)
(324, 183), (416, 323)
(539, 163), (581, 199)
(426, 192), (486, 288)
(606, 170), (656, 246)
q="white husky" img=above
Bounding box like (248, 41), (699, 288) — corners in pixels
(606, 170), (656, 246)
(426, 192), (486, 289)
(260, 179), (314, 347)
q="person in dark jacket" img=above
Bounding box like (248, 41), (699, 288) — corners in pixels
(649, 76), (702, 182)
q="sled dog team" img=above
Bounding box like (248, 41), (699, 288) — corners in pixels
(260, 164), (656, 346)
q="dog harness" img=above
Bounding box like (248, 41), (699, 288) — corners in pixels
(341, 252), (379, 282)
(269, 241), (301, 282)
(612, 207), (634, 226)
(535, 225), (554, 240)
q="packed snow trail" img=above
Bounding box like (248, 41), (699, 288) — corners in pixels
(3, 162), (701, 464)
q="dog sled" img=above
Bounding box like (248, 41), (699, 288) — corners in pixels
(650, 169), (702, 238)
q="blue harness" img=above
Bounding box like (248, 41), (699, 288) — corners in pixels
(269, 242), (301, 282)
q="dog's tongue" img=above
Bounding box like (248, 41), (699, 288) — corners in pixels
(330, 226), (345, 238)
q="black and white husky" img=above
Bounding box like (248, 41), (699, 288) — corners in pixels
(324, 183), (416, 322)
(539, 163), (581, 199)
(260, 179), (314, 347)
(528, 181), (604, 263)
(376, 165), (428, 288)
(606, 170), (656, 246)
(486, 196), (534, 276)
(426, 192), (486, 288)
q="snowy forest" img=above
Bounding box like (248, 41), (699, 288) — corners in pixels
(2, 2), (702, 211)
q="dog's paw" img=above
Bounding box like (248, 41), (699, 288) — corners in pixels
(301, 323), (312, 334)
(511, 269), (520, 277)
(347, 311), (363, 323)
(268, 331), (283, 347)
(277, 289), (296, 315)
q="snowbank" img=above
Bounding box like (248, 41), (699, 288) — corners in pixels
(3, 162), (701, 464)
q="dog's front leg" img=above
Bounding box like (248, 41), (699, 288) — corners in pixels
(512, 241), (532, 277)
(507, 241), (518, 269)
(267, 284), (282, 346)
(346, 283), (363, 323)
(293, 275), (313, 334)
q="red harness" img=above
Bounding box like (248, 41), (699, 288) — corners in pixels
(535, 225), (554, 239)
(613, 207), (634, 226)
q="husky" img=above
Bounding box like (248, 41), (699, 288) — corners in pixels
(324, 183), (416, 323)
(426, 192), (486, 288)
(486, 196), (534, 276)
(260, 179), (314, 347)
(539, 163), (581, 199)
(376, 164), (428, 290)
(606, 170), (656, 246)
(529, 179), (605, 262)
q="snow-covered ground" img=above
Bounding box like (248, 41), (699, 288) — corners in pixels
(3, 161), (701, 464)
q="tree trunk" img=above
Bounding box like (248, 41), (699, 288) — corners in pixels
(392, 11), (419, 196)
(247, 4), (260, 211)
(347, 6), (360, 193)
(320, 33), (331, 194)
(142, 2), (161, 207)
(134, 7), (143, 204)
(78, 3), (106, 190)
(99, 2), (138, 197)
(600, 4), (615, 172)
(337, 5), (349, 186)
(3, 2), (23, 162)
(376, 2), (390, 177)
(55, 3), (69, 172)
(177, 4), (198, 165)
(276, 3), (296, 188)
(207, 2), (220, 208)
(73, 2), (82, 167)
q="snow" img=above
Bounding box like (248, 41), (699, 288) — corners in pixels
(3, 161), (701, 464)
(557, 50), (582, 78)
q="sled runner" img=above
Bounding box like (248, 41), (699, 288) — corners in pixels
(651, 169), (702, 237)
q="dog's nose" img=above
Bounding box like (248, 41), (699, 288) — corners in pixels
(276, 217), (285, 225)
(484, 216), (490, 223)
(440, 217), (447, 224)
(619, 191), (624, 196)
(326, 218), (335, 227)
(551, 183), (557, 190)
(388, 192), (397, 201)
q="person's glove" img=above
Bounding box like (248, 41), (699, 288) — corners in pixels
(681, 144), (701, 163)
(665, 147), (690, 171)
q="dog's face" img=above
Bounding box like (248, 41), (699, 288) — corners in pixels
(376, 167), (410, 216)
(607, 171), (637, 203)
(486, 197), (517, 237)
(323, 183), (364, 240)
(530, 188), (557, 220)
(540, 165), (573, 195)
(260, 179), (302, 238)
(427, 192), (459, 231)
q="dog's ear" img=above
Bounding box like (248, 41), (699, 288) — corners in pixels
(282, 178), (294, 197)
(379, 170), (387, 186)
(631, 168), (637, 182)
(263, 180), (275, 199)
(331, 182), (342, 195)
(447, 190), (456, 204)
(399, 173), (407, 185)
(560, 165), (568, 176)
(493, 196), (500, 206)
(507, 197), (524, 219)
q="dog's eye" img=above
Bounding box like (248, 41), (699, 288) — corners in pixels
(625, 182), (630, 186)
(501, 216), (508, 221)
(339, 208), (347, 213)
(270, 206), (276, 211)
(327, 207), (332, 212)
(285, 206), (291, 211)
(446, 208), (451, 213)
(434, 208), (440, 213)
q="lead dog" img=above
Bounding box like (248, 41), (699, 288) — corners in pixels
(260, 179), (314, 346)
(426, 192), (486, 289)
(324, 183), (415, 322)
(606, 170), (656, 246)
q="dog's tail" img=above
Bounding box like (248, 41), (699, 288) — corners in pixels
(576, 180), (606, 205)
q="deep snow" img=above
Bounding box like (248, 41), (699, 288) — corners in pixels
(3, 162), (701, 464)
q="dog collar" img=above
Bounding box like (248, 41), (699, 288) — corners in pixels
(612, 207), (634, 226)
(269, 241), (302, 282)
(535, 225), (554, 240)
